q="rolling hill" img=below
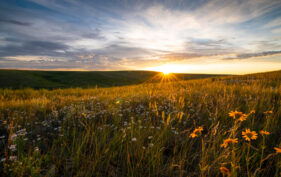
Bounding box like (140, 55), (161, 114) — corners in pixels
(0, 70), (226, 89)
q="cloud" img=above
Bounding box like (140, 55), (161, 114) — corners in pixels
(224, 50), (281, 60)
(0, 0), (281, 71)
(0, 40), (69, 57)
(0, 18), (32, 26)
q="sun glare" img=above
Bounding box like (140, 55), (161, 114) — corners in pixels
(162, 71), (171, 75)
(148, 64), (183, 74)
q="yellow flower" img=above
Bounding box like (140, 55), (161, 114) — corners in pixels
(189, 126), (203, 138)
(220, 138), (238, 148)
(82, 113), (87, 118)
(237, 114), (247, 122)
(250, 110), (255, 114)
(264, 110), (273, 114)
(274, 147), (281, 153)
(259, 130), (270, 135)
(229, 111), (247, 121)
(220, 167), (230, 176)
(229, 111), (243, 119)
(242, 129), (258, 141)
(190, 132), (197, 138)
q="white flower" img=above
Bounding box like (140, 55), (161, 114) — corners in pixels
(10, 134), (17, 140)
(149, 143), (154, 147)
(1, 158), (6, 162)
(9, 156), (17, 161)
(148, 136), (153, 139)
(35, 147), (40, 151)
(131, 137), (137, 142)
(9, 144), (16, 151)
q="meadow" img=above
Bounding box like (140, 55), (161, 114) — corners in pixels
(0, 70), (281, 176)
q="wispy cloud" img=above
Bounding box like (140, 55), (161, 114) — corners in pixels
(224, 51), (281, 60)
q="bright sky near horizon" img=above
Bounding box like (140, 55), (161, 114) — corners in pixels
(0, 0), (281, 74)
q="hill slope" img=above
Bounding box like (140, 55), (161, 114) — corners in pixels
(0, 70), (225, 89)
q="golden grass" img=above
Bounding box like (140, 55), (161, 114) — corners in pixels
(0, 71), (280, 176)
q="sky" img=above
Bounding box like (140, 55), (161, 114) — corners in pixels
(0, 0), (281, 74)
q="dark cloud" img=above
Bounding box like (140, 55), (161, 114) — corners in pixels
(224, 50), (281, 60)
(81, 29), (106, 40)
(0, 18), (32, 26)
(0, 41), (69, 57)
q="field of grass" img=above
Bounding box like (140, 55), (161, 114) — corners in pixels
(0, 70), (281, 176)
(0, 70), (225, 89)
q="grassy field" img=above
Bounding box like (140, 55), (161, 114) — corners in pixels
(0, 70), (225, 89)
(0, 70), (281, 176)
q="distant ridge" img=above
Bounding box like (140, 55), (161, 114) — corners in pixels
(0, 70), (226, 89)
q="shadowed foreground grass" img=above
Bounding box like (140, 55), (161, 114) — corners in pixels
(0, 70), (280, 176)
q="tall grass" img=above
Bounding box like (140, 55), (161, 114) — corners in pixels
(0, 70), (281, 176)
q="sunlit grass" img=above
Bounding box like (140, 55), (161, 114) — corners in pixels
(0, 70), (280, 176)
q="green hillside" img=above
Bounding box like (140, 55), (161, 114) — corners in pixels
(0, 70), (226, 89)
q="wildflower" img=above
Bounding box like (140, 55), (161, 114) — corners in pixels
(229, 111), (248, 122)
(264, 110), (273, 114)
(9, 144), (17, 152)
(190, 126), (203, 138)
(131, 137), (137, 142)
(10, 133), (17, 140)
(148, 143), (154, 147)
(220, 167), (230, 176)
(259, 130), (270, 135)
(9, 156), (17, 161)
(242, 129), (258, 141)
(237, 114), (247, 122)
(1, 158), (6, 162)
(35, 147), (40, 151)
(220, 138), (238, 148)
(229, 111), (243, 119)
(250, 110), (255, 114)
(82, 113), (87, 118)
(274, 147), (281, 153)
(148, 136), (153, 139)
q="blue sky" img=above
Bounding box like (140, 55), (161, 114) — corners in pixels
(0, 0), (281, 74)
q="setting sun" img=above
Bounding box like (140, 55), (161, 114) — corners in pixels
(147, 64), (186, 74)
(162, 71), (171, 75)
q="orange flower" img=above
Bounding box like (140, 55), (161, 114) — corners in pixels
(229, 111), (247, 121)
(264, 110), (273, 114)
(229, 111), (243, 119)
(274, 147), (281, 153)
(237, 114), (247, 122)
(242, 129), (258, 141)
(220, 138), (238, 148)
(259, 130), (270, 136)
(189, 126), (203, 138)
(82, 113), (87, 118)
(220, 167), (230, 176)
(250, 110), (255, 114)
